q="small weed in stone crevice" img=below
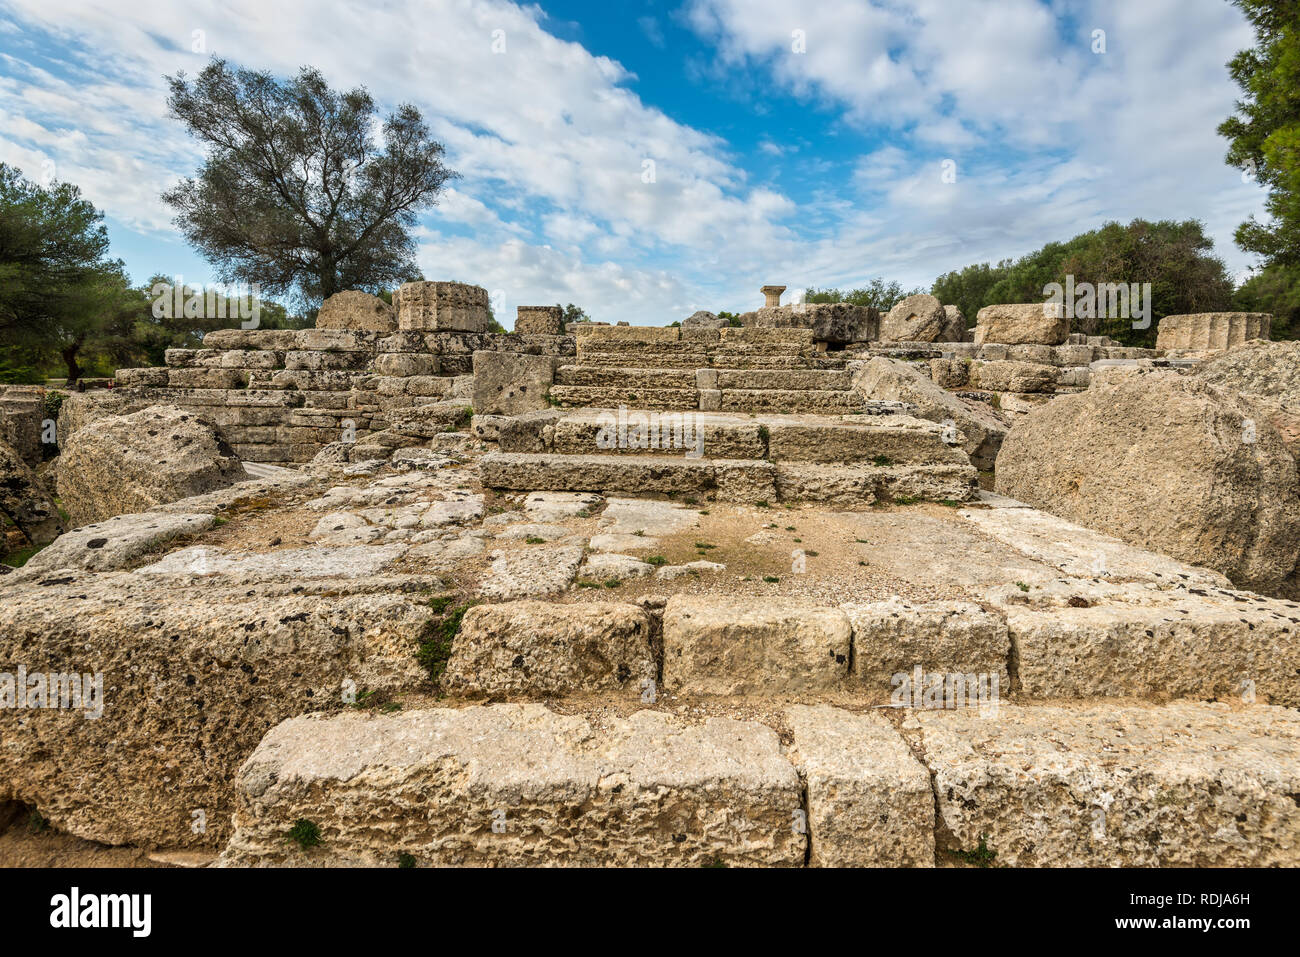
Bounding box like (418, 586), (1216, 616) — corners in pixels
(417, 601), (475, 684)
(646, 555), (668, 567)
(287, 818), (322, 850)
(952, 834), (998, 867)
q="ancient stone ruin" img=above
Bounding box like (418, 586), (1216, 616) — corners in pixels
(1, 281), (1297, 869)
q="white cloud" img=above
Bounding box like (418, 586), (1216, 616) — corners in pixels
(0, 0), (1271, 323)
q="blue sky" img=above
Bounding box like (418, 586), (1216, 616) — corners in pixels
(0, 0), (1268, 324)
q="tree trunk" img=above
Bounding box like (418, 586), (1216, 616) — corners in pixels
(62, 343), (83, 384)
(319, 258), (338, 300)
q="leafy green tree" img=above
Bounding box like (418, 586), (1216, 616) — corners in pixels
(930, 219), (1233, 345)
(112, 276), (311, 369)
(1234, 263), (1300, 339)
(931, 262), (1011, 328)
(162, 58), (457, 308)
(0, 163), (127, 381)
(1219, 0), (1300, 266)
(555, 303), (590, 323)
(805, 278), (920, 313)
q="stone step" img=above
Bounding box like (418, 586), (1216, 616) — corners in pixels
(574, 351), (713, 369)
(480, 451), (777, 501)
(547, 409), (966, 465)
(718, 389), (864, 413)
(217, 699), (1300, 867)
(554, 366), (698, 389)
(549, 385), (701, 411)
(549, 385), (871, 414)
(480, 452), (975, 503)
(554, 366), (853, 391)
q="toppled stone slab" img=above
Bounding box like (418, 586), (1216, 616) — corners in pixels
(56, 405), (246, 526)
(957, 504), (1230, 587)
(0, 576), (429, 849)
(786, 705), (934, 867)
(220, 705), (805, 866)
(918, 701), (1300, 866)
(16, 511), (215, 575)
(994, 373), (1300, 597)
(662, 597), (851, 694)
(136, 544), (409, 581)
(843, 599), (1010, 696)
(1191, 339), (1300, 456)
(852, 358), (1007, 470)
(479, 544), (584, 599)
(442, 601), (654, 696)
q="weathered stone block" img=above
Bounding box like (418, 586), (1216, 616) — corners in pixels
(471, 351), (556, 415)
(973, 303), (1070, 345)
(786, 705), (934, 867)
(843, 599), (1010, 696)
(315, 290), (397, 332)
(515, 305), (565, 336)
(442, 601), (654, 696)
(920, 702), (1300, 866)
(220, 705), (805, 867)
(1156, 312), (1272, 351)
(662, 597), (850, 694)
(0, 575), (428, 849)
(395, 281), (490, 332)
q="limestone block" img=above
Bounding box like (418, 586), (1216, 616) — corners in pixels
(881, 294), (948, 342)
(515, 306), (565, 336)
(219, 705), (805, 867)
(395, 281), (490, 332)
(315, 290), (397, 332)
(920, 702), (1300, 866)
(662, 596), (850, 694)
(843, 599), (1010, 695)
(442, 601), (654, 696)
(786, 705), (934, 867)
(973, 303), (1070, 345)
(471, 351), (556, 415)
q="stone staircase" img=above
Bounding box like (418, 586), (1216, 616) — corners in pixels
(483, 324), (979, 505)
(481, 409), (976, 504)
(549, 325), (857, 413)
